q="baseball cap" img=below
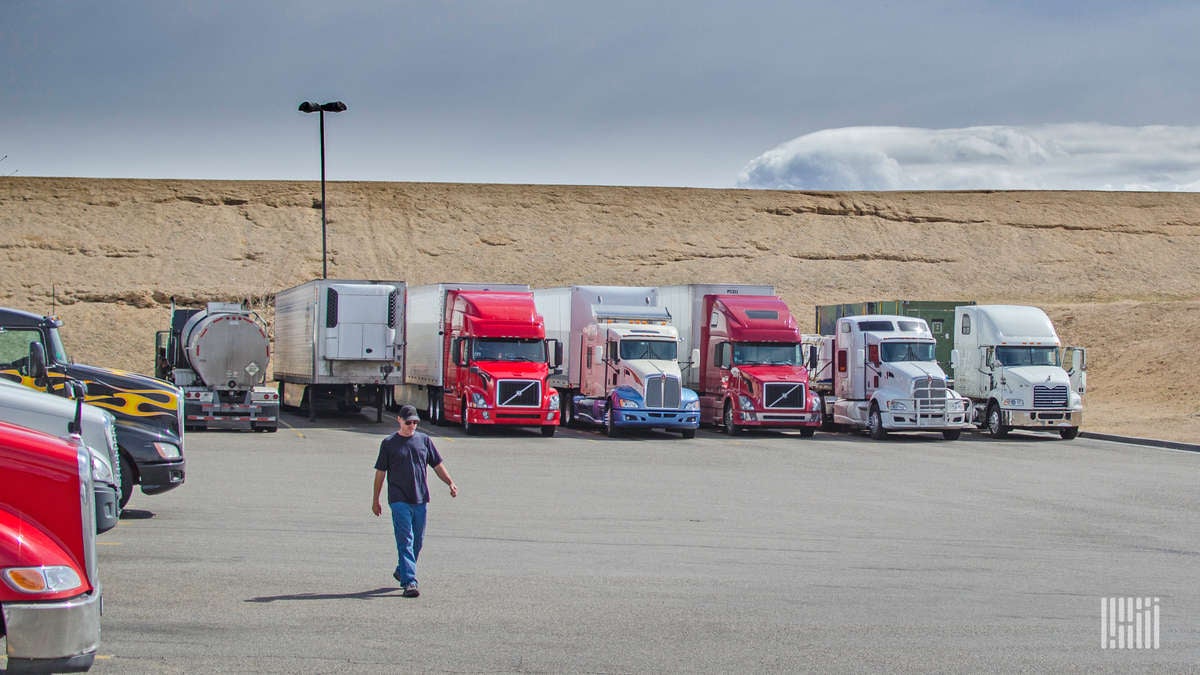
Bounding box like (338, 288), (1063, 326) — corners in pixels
(399, 404), (420, 422)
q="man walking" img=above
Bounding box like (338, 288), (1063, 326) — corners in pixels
(372, 404), (458, 597)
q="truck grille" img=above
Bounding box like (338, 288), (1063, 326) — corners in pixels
(1033, 384), (1068, 408)
(913, 377), (947, 410)
(645, 374), (681, 409)
(497, 379), (541, 407)
(764, 382), (805, 409)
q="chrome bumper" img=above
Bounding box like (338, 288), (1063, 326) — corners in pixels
(1006, 409), (1083, 429)
(2, 588), (101, 670)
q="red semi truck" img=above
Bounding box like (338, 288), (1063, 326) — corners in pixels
(397, 284), (561, 436)
(1, 420), (101, 673)
(659, 285), (823, 436)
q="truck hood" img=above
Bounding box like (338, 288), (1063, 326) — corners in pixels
(471, 361), (549, 381)
(61, 362), (183, 440)
(622, 359), (684, 384)
(885, 361), (949, 383)
(731, 365), (808, 383)
(1000, 365), (1070, 388)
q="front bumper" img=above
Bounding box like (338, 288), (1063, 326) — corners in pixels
(138, 459), (186, 495)
(1005, 408), (1083, 430)
(611, 408), (699, 430)
(2, 589), (101, 672)
(733, 410), (822, 428)
(883, 409), (972, 431)
(94, 483), (119, 534)
(465, 407), (560, 428)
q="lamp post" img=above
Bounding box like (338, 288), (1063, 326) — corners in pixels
(298, 100), (347, 279)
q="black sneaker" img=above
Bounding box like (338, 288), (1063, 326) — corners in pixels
(403, 583), (420, 598)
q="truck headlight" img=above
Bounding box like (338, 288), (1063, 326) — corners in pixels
(888, 400), (909, 411)
(618, 397), (639, 408)
(91, 452), (115, 484)
(685, 400), (700, 411)
(3, 566), (83, 594)
(153, 442), (182, 460)
(738, 395), (755, 411)
(1002, 398), (1024, 408)
(549, 392), (560, 410)
(470, 392), (488, 408)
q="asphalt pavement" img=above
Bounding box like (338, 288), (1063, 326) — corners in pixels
(29, 413), (1200, 673)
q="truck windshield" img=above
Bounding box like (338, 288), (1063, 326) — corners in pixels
(880, 341), (936, 362)
(732, 342), (804, 366)
(619, 339), (677, 361)
(472, 338), (545, 362)
(0, 328), (67, 370)
(996, 346), (1059, 367)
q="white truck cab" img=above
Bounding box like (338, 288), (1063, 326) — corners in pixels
(951, 305), (1085, 439)
(820, 315), (971, 439)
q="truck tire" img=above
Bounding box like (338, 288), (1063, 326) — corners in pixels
(942, 429), (962, 441)
(681, 428), (696, 439)
(560, 396), (575, 428)
(986, 403), (1010, 439)
(723, 401), (740, 435)
(1060, 427), (1079, 440)
(119, 453), (134, 510)
(605, 403), (620, 438)
(799, 427), (816, 438)
(541, 425), (556, 437)
(868, 404), (887, 440)
(462, 399), (480, 435)
(428, 390), (444, 426)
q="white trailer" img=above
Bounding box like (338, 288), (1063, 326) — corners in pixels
(273, 279), (405, 421)
(533, 286), (699, 438)
(950, 305), (1085, 439)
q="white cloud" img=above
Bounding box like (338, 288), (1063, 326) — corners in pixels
(737, 124), (1200, 191)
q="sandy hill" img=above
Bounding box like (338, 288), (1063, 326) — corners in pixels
(1, 177), (1196, 442)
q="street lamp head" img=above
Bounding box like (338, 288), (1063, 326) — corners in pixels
(299, 101), (347, 113)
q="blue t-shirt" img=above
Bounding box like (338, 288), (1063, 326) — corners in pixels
(374, 431), (444, 505)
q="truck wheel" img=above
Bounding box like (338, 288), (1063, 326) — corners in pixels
(561, 396), (575, 428)
(681, 428), (696, 439)
(119, 453), (134, 510)
(868, 405), (887, 440)
(723, 402), (740, 435)
(1060, 427), (1079, 440)
(428, 391), (444, 426)
(819, 394), (836, 432)
(605, 403), (620, 438)
(799, 427), (816, 438)
(942, 429), (962, 441)
(541, 425), (556, 437)
(986, 403), (1009, 439)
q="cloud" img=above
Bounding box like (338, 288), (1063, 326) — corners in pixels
(737, 124), (1200, 191)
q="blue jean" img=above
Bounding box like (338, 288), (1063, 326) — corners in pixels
(389, 501), (427, 586)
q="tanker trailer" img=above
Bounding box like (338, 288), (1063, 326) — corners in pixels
(155, 301), (279, 432)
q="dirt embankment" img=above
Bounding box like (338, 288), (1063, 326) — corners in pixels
(1, 177), (1197, 442)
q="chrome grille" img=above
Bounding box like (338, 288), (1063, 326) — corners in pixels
(645, 374), (681, 409)
(913, 377), (947, 410)
(764, 382), (805, 409)
(1033, 384), (1068, 408)
(497, 379), (541, 407)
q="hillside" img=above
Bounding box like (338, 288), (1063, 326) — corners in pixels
(1, 177), (1196, 442)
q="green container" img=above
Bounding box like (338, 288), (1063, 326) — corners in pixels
(814, 300), (975, 375)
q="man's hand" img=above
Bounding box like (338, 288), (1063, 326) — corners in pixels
(372, 501), (382, 516)
(448, 482), (458, 498)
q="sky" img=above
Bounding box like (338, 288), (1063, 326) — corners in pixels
(3, 1), (1200, 190)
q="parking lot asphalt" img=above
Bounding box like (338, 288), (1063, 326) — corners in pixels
(35, 413), (1200, 672)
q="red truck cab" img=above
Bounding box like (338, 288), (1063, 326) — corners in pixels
(441, 290), (561, 436)
(1, 421), (101, 673)
(700, 295), (822, 436)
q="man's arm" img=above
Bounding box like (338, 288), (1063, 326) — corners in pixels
(372, 469), (386, 516)
(433, 463), (458, 498)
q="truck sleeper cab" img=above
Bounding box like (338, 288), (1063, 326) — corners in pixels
(0, 421), (101, 673)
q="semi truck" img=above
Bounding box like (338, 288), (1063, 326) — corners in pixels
(0, 420), (102, 673)
(0, 306), (185, 509)
(0, 377), (121, 533)
(816, 300), (974, 377)
(273, 279), (405, 422)
(659, 284), (822, 436)
(950, 305), (1085, 440)
(155, 300), (279, 432)
(533, 286), (700, 438)
(810, 314), (972, 440)
(396, 283), (561, 436)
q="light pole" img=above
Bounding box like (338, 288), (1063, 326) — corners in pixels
(298, 101), (347, 279)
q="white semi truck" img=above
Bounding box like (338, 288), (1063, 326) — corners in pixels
(811, 315), (972, 440)
(533, 286), (700, 438)
(274, 279), (405, 422)
(950, 305), (1085, 439)
(156, 301), (279, 432)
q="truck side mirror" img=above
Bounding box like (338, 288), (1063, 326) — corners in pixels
(689, 348), (700, 367)
(807, 345), (818, 370)
(950, 349), (960, 367)
(547, 339), (563, 368)
(28, 341), (48, 389)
